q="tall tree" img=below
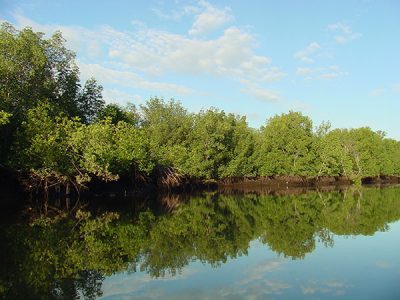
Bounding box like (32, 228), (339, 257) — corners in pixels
(0, 23), (80, 119)
(77, 78), (105, 124)
(96, 103), (140, 126)
(184, 108), (236, 179)
(256, 111), (317, 176)
(0, 23), (104, 161)
(140, 98), (193, 169)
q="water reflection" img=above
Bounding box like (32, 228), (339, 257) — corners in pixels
(1, 186), (400, 299)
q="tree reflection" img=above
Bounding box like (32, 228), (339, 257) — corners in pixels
(1, 186), (400, 299)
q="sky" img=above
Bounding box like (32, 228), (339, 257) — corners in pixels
(1, 0), (399, 139)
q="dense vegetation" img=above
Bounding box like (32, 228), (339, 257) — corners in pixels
(1, 186), (400, 299)
(1, 23), (400, 192)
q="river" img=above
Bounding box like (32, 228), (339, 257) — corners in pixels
(1, 186), (399, 299)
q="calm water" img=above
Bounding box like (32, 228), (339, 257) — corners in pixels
(1, 186), (400, 299)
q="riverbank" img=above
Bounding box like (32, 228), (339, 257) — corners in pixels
(219, 175), (400, 188)
(2, 165), (400, 201)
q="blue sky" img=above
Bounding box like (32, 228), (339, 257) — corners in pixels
(1, 0), (399, 138)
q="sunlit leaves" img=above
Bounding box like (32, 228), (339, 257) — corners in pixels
(11, 102), (153, 187)
(256, 111), (316, 176)
(0, 110), (11, 125)
(0, 23), (104, 162)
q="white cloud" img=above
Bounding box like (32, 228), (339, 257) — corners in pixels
(11, 13), (102, 57)
(294, 42), (321, 63)
(189, 0), (233, 36)
(320, 72), (339, 79)
(240, 258), (283, 285)
(10, 2), (284, 104)
(296, 65), (345, 80)
(219, 279), (290, 299)
(217, 259), (289, 299)
(328, 22), (361, 44)
(12, 11), (281, 84)
(240, 79), (280, 102)
(288, 100), (312, 112)
(104, 25), (280, 82)
(102, 89), (142, 105)
(79, 62), (193, 95)
(296, 67), (314, 77)
(301, 279), (352, 296)
(151, 5), (199, 21)
(101, 267), (199, 299)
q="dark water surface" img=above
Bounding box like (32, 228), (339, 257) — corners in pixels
(1, 186), (400, 299)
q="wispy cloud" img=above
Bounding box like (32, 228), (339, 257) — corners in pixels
(10, 1), (284, 104)
(294, 42), (321, 63)
(328, 22), (361, 44)
(151, 0), (233, 36)
(296, 65), (346, 80)
(240, 79), (280, 102)
(189, 0), (234, 36)
(151, 4), (199, 21)
(288, 100), (312, 112)
(320, 72), (339, 79)
(101, 267), (199, 299)
(219, 279), (290, 299)
(78, 62), (193, 95)
(105, 25), (275, 79)
(240, 258), (284, 285)
(301, 279), (352, 296)
(102, 89), (143, 105)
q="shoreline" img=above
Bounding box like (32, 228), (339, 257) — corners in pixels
(218, 175), (400, 188)
(1, 164), (400, 200)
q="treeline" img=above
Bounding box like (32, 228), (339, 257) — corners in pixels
(1, 23), (400, 191)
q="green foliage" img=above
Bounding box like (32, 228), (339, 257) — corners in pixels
(0, 110), (11, 125)
(77, 78), (105, 124)
(0, 210), (148, 299)
(96, 103), (140, 126)
(315, 128), (353, 176)
(184, 109), (256, 179)
(222, 118), (257, 177)
(7, 95), (400, 184)
(381, 139), (400, 175)
(256, 111), (316, 176)
(70, 118), (153, 179)
(10, 102), (153, 188)
(11, 101), (77, 185)
(140, 98), (193, 169)
(184, 108), (235, 179)
(0, 23), (104, 162)
(0, 23), (79, 119)
(314, 127), (400, 179)
(2, 22), (400, 184)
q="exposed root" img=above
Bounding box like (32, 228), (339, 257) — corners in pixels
(156, 166), (185, 188)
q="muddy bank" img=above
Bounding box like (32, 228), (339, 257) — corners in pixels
(0, 166), (219, 210)
(2, 164), (399, 204)
(72, 175), (400, 199)
(219, 175), (400, 188)
(361, 175), (400, 184)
